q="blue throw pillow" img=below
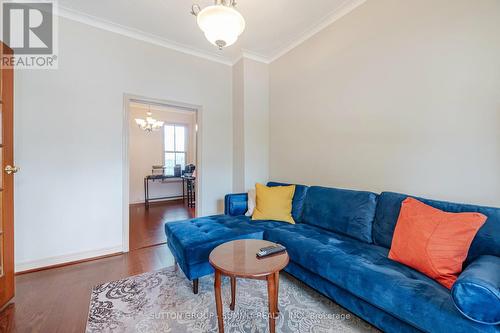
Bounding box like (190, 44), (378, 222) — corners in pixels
(451, 255), (500, 325)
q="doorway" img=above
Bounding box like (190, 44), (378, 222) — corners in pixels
(123, 96), (201, 251)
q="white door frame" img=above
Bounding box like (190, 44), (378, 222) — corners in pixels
(122, 94), (203, 252)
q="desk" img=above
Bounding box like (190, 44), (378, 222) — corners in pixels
(144, 175), (183, 208)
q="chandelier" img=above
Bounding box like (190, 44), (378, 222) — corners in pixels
(191, 0), (246, 50)
(135, 105), (164, 132)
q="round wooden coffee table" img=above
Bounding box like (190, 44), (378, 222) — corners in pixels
(209, 239), (289, 333)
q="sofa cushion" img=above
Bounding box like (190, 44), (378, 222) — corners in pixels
(165, 215), (286, 275)
(266, 224), (495, 333)
(373, 192), (500, 263)
(166, 215), (264, 266)
(301, 186), (377, 243)
(267, 181), (309, 222)
(451, 255), (500, 325)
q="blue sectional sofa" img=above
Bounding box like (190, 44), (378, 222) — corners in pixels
(165, 182), (500, 333)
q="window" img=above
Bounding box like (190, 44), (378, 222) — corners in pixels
(164, 124), (187, 176)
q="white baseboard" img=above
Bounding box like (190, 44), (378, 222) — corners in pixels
(15, 245), (124, 273)
(129, 196), (184, 205)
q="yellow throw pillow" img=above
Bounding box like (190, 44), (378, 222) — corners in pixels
(252, 183), (296, 224)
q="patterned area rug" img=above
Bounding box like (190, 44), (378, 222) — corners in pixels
(86, 267), (380, 333)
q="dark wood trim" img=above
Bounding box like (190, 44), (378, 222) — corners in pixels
(15, 251), (123, 275)
(0, 42), (15, 309)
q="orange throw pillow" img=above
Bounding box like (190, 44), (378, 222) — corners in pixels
(388, 197), (486, 289)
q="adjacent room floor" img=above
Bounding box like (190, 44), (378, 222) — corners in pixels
(0, 244), (174, 333)
(129, 199), (195, 251)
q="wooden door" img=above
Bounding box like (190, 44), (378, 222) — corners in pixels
(0, 42), (15, 309)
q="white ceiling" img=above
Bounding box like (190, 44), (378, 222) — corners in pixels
(58, 0), (366, 65)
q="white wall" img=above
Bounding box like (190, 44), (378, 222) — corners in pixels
(16, 0), (499, 271)
(14, 17), (233, 271)
(232, 60), (245, 192)
(129, 104), (196, 204)
(269, 0), (500, 207)
(243, 59), (270, 191)
(232, 58), (270, 192)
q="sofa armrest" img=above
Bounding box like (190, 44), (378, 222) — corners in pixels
(451, 255), (500, 325)
(224, 193), (248, 216)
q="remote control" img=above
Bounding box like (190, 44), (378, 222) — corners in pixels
(257, 244), (286, 258)
(259, 245), (280, 252)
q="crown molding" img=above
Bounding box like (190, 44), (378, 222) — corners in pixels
(57, 5), (234, 66)
(239, 50), (271, 64)
(57, 0), (366, 67)
(232, 50), (271, 66)
(268, 0), (367, 63)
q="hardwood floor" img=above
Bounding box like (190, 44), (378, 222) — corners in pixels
(0, 200), (194, 332)
(129, 199), (194, 251)
(0, 244), (175, 333)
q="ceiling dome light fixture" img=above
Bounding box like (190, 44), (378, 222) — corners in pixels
(191, 0), (245, 50)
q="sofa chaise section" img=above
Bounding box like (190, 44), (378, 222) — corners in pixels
(165, 214), (288, 293)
